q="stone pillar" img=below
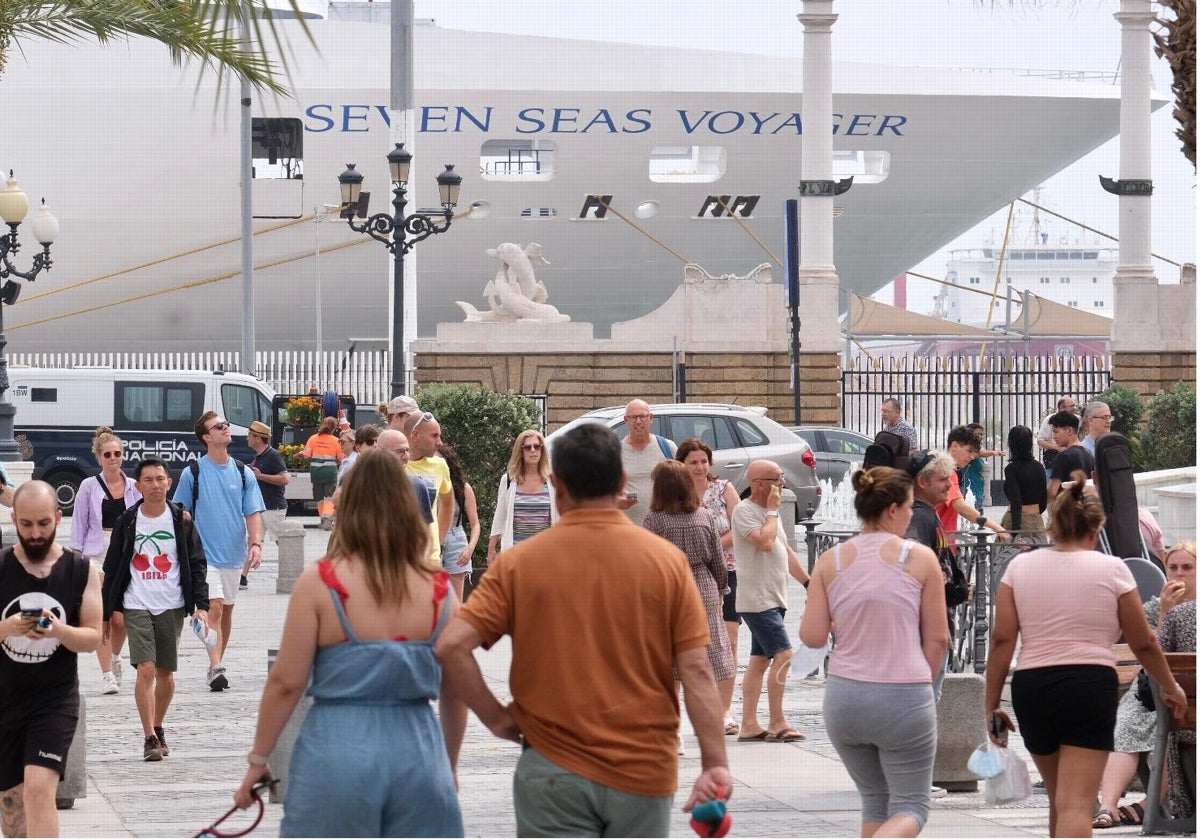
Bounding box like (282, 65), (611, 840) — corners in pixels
(1110, 0), (1159, 350)
(796, 1), (844, 426)
(275, 520), (307, 594)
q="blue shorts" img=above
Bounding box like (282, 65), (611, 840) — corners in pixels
(740, 607), (791, 658)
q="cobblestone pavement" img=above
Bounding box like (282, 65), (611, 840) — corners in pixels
(57, 517), (1150, 837)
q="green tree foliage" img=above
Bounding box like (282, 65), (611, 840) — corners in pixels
(1090, 383), (1146, 439)
(415, 383), (542, 569)
(0, 1), (314, 95)
(1141, 381), (1197, 471)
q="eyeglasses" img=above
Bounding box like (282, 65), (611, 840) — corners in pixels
(206, 421), (230, 433)
(1093, 415), (1114, 422)
(625, 413), (651, 422)
(751, 476), (786, 486)
(101, 450), (123, 459)
(522, 442), (543, 452)
(411, 411), (435, 431)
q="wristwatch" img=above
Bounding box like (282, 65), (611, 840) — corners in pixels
(765, 511), (780, 519)
(975, 516), (987, 527)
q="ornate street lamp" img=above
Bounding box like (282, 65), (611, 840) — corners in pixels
(338, 145), (461, 398)
(0, 172), (57, 461)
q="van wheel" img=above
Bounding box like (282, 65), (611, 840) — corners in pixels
(47, 472), (83, 515)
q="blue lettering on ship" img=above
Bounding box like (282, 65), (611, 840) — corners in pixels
(303, 104), (906, 136)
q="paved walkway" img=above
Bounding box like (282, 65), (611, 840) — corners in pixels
(57, 517), (1149, 837)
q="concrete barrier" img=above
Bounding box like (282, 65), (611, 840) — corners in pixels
(275, 520), (307, 594)
(933, 673), (987, 792)
(265, 648), (312, 804)
(55, 694), (86, 809)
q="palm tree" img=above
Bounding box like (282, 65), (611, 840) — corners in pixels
(1153, 0), (1196, 168)
(0, 0), (314, 95)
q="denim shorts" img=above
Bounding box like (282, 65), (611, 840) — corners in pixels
(740, 606), (791, 658)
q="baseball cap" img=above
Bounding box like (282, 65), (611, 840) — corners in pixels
(248, 421), (272, 439)
(385, 395), (420, 417)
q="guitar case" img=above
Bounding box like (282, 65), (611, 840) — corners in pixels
(1093, 432), (1143, 559)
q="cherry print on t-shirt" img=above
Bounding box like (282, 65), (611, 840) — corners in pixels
(132, 530), (175, 580)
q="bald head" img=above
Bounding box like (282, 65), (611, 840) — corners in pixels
(377, 429), (412, 467)
(14, 480), (58, 515)
(13, 481), (61, 563)
(746, 459), (785, 505)
(623, 399), (654, 444)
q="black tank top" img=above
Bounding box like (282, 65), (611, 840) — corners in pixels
(99, 476), (128, 530)
(0, 547), (89, 718)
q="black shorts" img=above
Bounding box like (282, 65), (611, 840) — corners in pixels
(0, 692), (79, 789)
(722, 570), (740, 624)
(1011, 665), (1117, 755)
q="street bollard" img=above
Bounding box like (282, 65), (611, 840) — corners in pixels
(933, 673), (987, 791)
(266, 648), (312, 803)
(780, 488), (797, 546)
(275, 520), (307, 594)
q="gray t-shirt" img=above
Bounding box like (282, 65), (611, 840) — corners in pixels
(620, 436), (675, 525)
(732, 500), (790, 613)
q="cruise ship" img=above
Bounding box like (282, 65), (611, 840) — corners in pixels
(0, 2), (1152, 353)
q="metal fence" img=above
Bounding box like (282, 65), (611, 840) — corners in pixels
(842, 355), (1112, 451)
(799, 519), (1053, 675)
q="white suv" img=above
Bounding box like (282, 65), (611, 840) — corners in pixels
(550, 403), (821, 516)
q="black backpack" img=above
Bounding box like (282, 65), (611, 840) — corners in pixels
(863, 430), (911, 471)
(189, 459), (250, 513)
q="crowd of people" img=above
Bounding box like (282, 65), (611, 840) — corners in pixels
(0, 391), (1193, 838)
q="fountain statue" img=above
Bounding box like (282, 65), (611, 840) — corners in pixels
(456, 242), (570, 323)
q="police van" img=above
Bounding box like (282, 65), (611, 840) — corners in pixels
(10, 367), (275, 514)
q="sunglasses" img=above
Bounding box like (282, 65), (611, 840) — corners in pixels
(206, 421), (231, 433)
(411, 411), (435, 431)
(101, 450), (123, 459)
(522, 442), (543, 452)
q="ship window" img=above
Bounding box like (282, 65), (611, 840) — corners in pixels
(1093, 277), (1098, 283)
(649, 146), (726, 183)
(1083, 252), (1099, 259)
(1095, 300), (1105, 307)
(252, 118), (304, 179)
(1068, 300), (1078, 307)
(1057, 252), (1070, 260)
(1037, 252), (1054, 260)
(481, 140), (556, 182)
(1069, 252), (1083, 259)
(969, 276), (981, 285)
(1060, 277), (1070, 284)
(520, 208), (558, 218)
(832, 150), (890, 184)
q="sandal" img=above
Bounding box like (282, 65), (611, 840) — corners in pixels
(1092, 809), (1117, 830)
(723, 720), (740, 736)
(1118, 802), (1144, 826)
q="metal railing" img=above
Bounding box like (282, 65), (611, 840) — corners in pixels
(799, 516), (1053, 675)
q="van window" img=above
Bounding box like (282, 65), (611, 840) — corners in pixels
(117, 382), (203, 431)
(222, 384), (271, 430)
(31, 388), (57, 403)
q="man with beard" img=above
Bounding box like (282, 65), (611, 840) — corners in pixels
(0, 482), (102, 838)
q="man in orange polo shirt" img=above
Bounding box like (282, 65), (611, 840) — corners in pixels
(437, 423), (731, 837)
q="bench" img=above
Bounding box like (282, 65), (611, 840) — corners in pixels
(1144, 652), (1197, 835)
(1113, 643), (1140, 699)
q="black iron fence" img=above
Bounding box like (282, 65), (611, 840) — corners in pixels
(799, 519), (1053, 675)
(842, 355), (1112, 453)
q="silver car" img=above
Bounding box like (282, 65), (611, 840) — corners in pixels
(550, 403), (821, 515)
(789, 426), (874, 485)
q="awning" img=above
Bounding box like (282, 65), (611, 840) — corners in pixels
(1015, 293), (1114, 337)
(844, 294), (995, 337)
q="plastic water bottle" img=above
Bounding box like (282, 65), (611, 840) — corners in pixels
(192, 617), (217, 650)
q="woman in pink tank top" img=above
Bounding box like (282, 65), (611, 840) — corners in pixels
(801, 468), (948, 837)
(985, 471), (1188, 838)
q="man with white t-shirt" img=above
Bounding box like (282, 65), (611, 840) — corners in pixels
(102, 458), (210, 761)
(617, 399), (676, 525)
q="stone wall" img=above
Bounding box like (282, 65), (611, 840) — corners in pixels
(1113, 351), (1197, 401)
(414, 351), (842, 429)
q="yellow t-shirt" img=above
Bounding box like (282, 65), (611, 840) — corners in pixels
(406, 456), (452, 562)
(459, 508), (710, 797)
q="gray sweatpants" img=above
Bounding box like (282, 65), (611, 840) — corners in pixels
(824, 675), (937, 829)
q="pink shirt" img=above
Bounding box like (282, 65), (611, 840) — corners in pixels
(826, 532), (932, 684)
(1002, 548), (1137, 670)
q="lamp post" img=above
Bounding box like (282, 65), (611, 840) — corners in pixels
(0, 171), (57, 462)
(338, 144), (461, 398)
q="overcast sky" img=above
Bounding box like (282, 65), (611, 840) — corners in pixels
(415, 0), (1196, 313)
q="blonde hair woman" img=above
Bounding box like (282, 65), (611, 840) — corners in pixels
(234, 449), (465, 836)
(69, 426), (141, 695)
(487, 430), (558, 564)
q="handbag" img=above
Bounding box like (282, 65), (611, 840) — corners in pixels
(1134, 670), (1156, 712)
(944, 551), (970, 607)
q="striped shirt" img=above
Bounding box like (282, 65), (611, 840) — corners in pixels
(512, 486), (552, 544)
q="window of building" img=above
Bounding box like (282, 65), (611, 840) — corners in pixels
(480, 140), (557, 182)
(649, 146), (726, 183)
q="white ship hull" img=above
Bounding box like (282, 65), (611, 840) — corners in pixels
(1, 13), (1142, 352)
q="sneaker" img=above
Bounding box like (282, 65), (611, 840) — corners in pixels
(930, 786), (948, 799)
(154, 726), (169, 757)
(101, 671), (119, 695)
(239, 575), (249, 590)
(111, 655), (123, 687)
(143, 736), (163, 762)
(207, 666), (229, 692)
